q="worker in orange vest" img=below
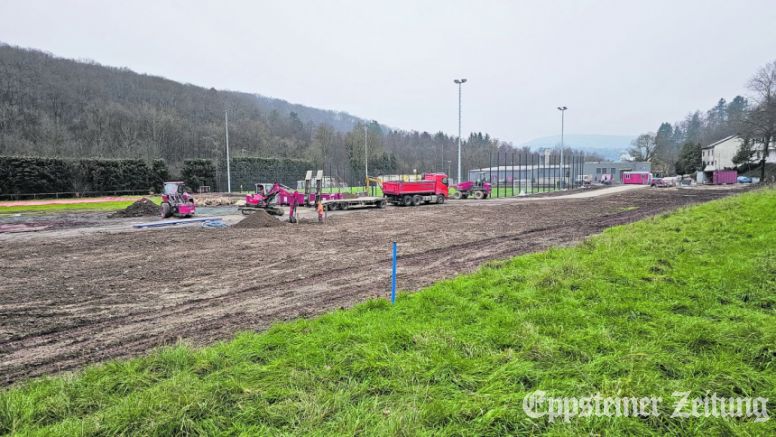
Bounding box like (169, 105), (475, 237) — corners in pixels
(316, 201), (325, 223)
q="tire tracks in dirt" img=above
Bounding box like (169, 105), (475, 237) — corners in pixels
(0, 187), (744, 385)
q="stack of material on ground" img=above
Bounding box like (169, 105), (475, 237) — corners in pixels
(109, 198), (160, 218)
(198, 196), (239, 206)
(233, 210), (285, 228)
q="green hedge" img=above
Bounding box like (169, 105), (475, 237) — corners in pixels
(181, 159), (216, 191)
(0, 157), (168, 195)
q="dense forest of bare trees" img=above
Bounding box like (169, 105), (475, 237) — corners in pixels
(0, 43), (511, 184)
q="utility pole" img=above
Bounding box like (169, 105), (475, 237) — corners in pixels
(557, 106), (567, 189)
(225, 109), (231, 193)
(364, 124), (368, 189)
(454, 78), (467, 184)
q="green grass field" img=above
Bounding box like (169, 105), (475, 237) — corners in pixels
(1, 189), (774, 435)
(0, 197), (161, 214)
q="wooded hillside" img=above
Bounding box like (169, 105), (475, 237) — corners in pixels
(0, 43), (511, 185)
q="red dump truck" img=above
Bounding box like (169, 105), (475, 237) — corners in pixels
(383, 173), (449, 206)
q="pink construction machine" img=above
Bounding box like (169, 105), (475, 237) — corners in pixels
(160, 181), (196, 218)
(241, 182), (290, 216)
(453, 180), (492, 199)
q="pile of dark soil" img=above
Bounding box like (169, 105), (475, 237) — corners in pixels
(109, 198), (161, 218)
(233, 210), (285, 228)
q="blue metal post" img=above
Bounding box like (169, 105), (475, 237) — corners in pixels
(391, 241), (397, 304)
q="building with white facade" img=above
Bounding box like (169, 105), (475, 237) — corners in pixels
(702, 135), (775, 172)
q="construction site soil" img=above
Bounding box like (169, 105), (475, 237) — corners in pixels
(233, 210), (286, 228)
(0, 186), (748, 384)
(108, 198), (161, 218)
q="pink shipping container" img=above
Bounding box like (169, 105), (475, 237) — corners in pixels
(712, 170), (737, 185)
(622, 171), (653, 185)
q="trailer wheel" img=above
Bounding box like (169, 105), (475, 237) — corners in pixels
(453, 191), (462, 200)
(473, 190), (485, 200)
(412, 195), (423, 206)
(402, 195), (412, 206)
(437, 195), (445, 204)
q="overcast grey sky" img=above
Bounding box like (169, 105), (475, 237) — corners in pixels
(1, 0), (775, 144)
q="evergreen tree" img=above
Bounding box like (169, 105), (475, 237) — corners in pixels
(654, 122), (676, 174)
(675, 142), (702, 175)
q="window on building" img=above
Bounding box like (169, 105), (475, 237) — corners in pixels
(596, 168), (601, 174)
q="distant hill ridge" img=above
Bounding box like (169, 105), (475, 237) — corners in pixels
(521, 134), (636, 160)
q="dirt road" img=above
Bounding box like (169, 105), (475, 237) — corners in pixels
(0, 186), (746, 384)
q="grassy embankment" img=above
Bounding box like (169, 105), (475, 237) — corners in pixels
(1, 189), (774, 435)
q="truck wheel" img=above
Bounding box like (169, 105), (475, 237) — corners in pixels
(453, 191), (462, 200)
(161, 203), (172, 218)
(474, 190), (485, 200)
(437, 195), (445, 204)
(402, 195), (412, 206)
(412, 195), (423, 206)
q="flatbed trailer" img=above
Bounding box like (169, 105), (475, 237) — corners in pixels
(321, 196), (386, 211)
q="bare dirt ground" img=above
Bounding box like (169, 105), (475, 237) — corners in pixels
(0, 186), (748, 385)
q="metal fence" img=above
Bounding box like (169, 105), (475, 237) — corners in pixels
(466, 150), (586, 198)
(2, 151), (587, 200)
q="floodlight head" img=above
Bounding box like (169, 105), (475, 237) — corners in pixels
(557, 106), (568, 111)
(454, 78), (468, 84)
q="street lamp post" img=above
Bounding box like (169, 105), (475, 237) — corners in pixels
(557, 106), (567, 189)
(454, 78), (467, 184)
(225, 109), (231, 193)
(364, 124), (368, 190)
